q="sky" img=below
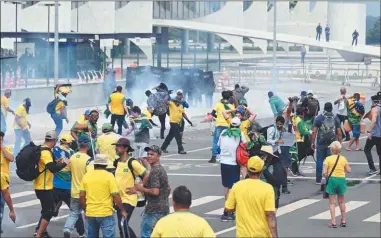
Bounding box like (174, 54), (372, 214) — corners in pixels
(366, 1), (381, 17)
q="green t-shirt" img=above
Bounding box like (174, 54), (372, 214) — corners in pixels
(71, 121), (98, 149)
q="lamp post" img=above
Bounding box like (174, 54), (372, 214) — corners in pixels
(41, 3), (54, 84)
(5, 1), (24, 55)
(272, 0), (277, 89)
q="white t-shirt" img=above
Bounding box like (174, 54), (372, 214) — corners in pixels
(337, 95), (348, 116)
(218, 129), (247, 165)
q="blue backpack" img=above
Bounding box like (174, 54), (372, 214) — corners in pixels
(46, 98), (60, 115)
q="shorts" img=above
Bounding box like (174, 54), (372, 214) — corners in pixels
(351, 124), (360, 138)
(180, 119), (185, 133)
(35, 189), (56, 221)
(134, 142), (148, 158)
(326, 177), (347, 195)
(220, 163), (240, 189)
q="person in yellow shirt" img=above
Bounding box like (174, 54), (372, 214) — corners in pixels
(161, 93), (192, 154)
(50, 86), (70, 136)
(79, 154), (127, 238)
(34, 130), (69, 238)
(13, 98), (32, 155)
(323, 141), (351, 228)
(225, 156), (277, 238)
(113, 137), (149, 238)
(151, 186), (215, 238)
(106, 86), (129, 135)
(1, 173), (16, 233)
(209, 91), (235, 163)
(1, 89), (15, 135)
(63, 135), (93, 237)
(223, 105), (257, 141)
(96, 123), (121, 173)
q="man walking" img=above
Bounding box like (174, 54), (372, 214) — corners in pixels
(133, 145), (170, 238)
(325, 24), (331, 42)
(107, 86), (129, 135)
(224, 156), (277, 238)
(334, 88), (351, 141)
(316, 23), (322, 41)
(49, 87), (70, 136)
(13, 98), (32, 156)
(311, 102), (342, 184)
(1, 89), (15, 135)
(80, 154), (128, 238)
(151, 186), (215, 238)
(352, 30), (359, 46)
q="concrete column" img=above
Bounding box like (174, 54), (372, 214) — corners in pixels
(125, 38), (130, 55)
(181, 29), (189, 54)
(207, 33), (214, 52)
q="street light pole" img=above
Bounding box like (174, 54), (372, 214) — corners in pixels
(15, 3), (18, 54)
(54, 0), (59, 84)
(272, 0), (277, 89)
(47, 5), (51, 84)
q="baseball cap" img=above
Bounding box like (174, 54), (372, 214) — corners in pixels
(231, 117), (241, 127)
(247, 156), (265, 173)
(93, 154), (109, 166)
(45, 130), (58, 140)
(324, 102), (333, 112)
(60, 133), (73, 144)
(177, 89), (183, 95)
(102, 123), (113, 132)
(112, 138), (135, 152)
(84, 109), (91, 116)
(78, 135), (91, 144)
(300, 91), (307, 97)
(144, 145), (162, 155)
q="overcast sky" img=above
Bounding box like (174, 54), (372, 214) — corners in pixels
(366, 1), (381, 17)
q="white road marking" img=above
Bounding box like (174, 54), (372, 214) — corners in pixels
(13, 199), (40, 208)
(364, 172), (380, 181)
(363, 213), (381, 223)
(162, 147), (212, 158)
(205, 208), (224, 215)
(215, 199), (321, 235)
(170, 196), (224, 213)
(11, 191), (35, 199)
(309, 201), (369, 220)
(17, 215), (69, 229)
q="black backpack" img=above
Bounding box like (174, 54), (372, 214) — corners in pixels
(16, 142), (52, 181)
(307, 98), (319, 117)
(46, 98), (60, 115)
(319, 114), (337, 146)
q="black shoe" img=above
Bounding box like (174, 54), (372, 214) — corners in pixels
(208, 156), (216, 163)
(63, 231), (71, 238)
(282, 189), (291, 194)
(162, 149), (169, 153)
(160, 136), (165, 139)
(178, 150), (187, 154)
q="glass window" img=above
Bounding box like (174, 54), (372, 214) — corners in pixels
(115, 1), (129, 10)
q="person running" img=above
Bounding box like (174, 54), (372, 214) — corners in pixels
(34, 131), (70, 238)
(0, 130), (15, 233)
(107, 86), (129, 135)
(334, 88), (351, 141)
(96, 123), (121, 173)
(50, 86), (70, 136)
(151, 185), (215, 238)
(132, 145), (169, 238)
(268, 91), (286, 118)
(351, 30), (359, 46)
(176, 90), (191, 143)
(13, 98), (32, 156)
(224, 156), (277, 238)
(218, 117), (246, 221)
(70, 110), (92, 151)
(323, 141), (351, 228)
(345, 93), (364, 151)
(364, 92), (381, 175)
(311, 102), (342, 184)
(80, 154), (128, 238)
(316, 23), (322, 41)
(63, 136), (93, 238)
(113, 138), (150, 238)
(209, 91), (235, 163)
(1, 89), (15, 135)
(160, 96), (192, 155)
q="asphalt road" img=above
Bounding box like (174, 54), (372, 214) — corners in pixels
(2, 126), (380, 237)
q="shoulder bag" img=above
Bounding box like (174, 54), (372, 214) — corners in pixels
(321, 154), (340, 199)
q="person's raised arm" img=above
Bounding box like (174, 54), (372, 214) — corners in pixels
(246, 107), (257, 122)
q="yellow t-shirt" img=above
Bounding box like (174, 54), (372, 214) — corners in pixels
(214, 102), (235, 127)
(142, 109), (152, 120)
(13, 105), (28, 130)
(292, 116), (304, 142)
(324, 155), (348, 178)
(80, 169), (119, 217)
(96, 133), (120, 168)
(34, 145), (54, 190)
(115, 158), (147, 206)
(76, 115), (87, 125)
(0, 146), (13, 181)
(68, 152), (92, 198)
(240, 119), (251, 141)
(169, 101), (184, 124)
(151, 212), (216, 238)
(1, 96), (10, 118)
(0, 173), (9, 191)
(55, 101), (65, 114)
(225, 179), (275, 238)
(109, 92), (126, 115)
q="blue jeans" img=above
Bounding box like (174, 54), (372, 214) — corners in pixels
(141, 213), (167, 238)
(14, 129), (31, 156)
(51, 113), (63, 136)
(0, 194), (4, 233)
(212, 126), (228, 157)
(63, 198), (85, 235)
(0, 111), (6, 135)
(316, 146), (331, 183)
(87, 216), (115, 238)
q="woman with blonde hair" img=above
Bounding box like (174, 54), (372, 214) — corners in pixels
(323, 141), (351, 228)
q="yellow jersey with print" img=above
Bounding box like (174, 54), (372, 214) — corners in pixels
(108, 92), (126, 115)
(324, 155), (348, 178)
(96, 133), (120, 168)
(1, 96), (10, 118)
(1, 173), (9, 191)
(142, 109), (152, 120)
(80, 169), (119, 217)
(168, 101), (184, 124)
(151, 212), (216, 238)
(55, 100), (65, 114)
(13, 105), (28, 130)
(34, 145), (54, 190)
(213, 102), (235, 127)
(0, 146), (13, 182)
(115, 158), (147, 206)
(76, 114), (87, 125)
(225, 179), (275, 238)
(67, 152), (92, 198)
(240, 119), (251, 141)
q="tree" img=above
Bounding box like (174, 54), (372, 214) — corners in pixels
(366, 18), (381, 45)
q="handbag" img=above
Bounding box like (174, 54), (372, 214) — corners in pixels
(321, 154), (340, 199)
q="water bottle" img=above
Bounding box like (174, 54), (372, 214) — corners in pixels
(135, 177), (145, 202)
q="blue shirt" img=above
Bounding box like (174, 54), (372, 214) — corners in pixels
(52, 145), (74, 190)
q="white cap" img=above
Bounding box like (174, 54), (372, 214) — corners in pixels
(231, 117), (241, 127)
(177, 89), (183, 95)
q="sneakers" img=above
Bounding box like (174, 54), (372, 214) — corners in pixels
(63, 231), (71, 238)
(316, 182), (322, 185)
(208, 156), (217, 163)
(367, 169), (378, 176)
(162, 149), (169, 153)
(34, 232), (52, 238)
(221, 212), (235, 222)
(178, 150), (187, 154)
(287, 180), (294, 185)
